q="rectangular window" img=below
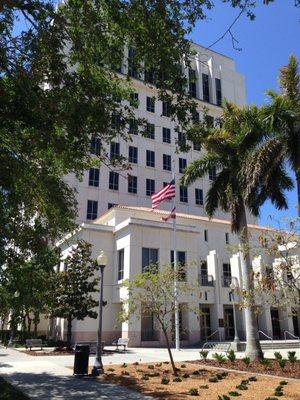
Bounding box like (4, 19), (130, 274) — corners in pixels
(88, 168), (100, 187)
(128, 175), (137, 194)
(222, 263), (231, 287)
(109, 171), (119, 190)
(215, 78), (222, 106)
(110, 142), (120, 159)
(129, 146), (138, 164)
(146, 179), (155, 196)
(225, 233), (229, 244)
(146, 96), (155, 113)
(111, 113), (121, 130)
(130, 92), (139, 108)
(129, 118), (138, 135)
(162, 100), (171, 117)
(179, 158), (187, 174)
(163, 154), (171, 171)
(146, 150), (155, 167)
(170, 250), (186, 280)
(145, 123), (155, 139)
(142, 248), (158, 272)
(90, 136), (101, 156)
(178, 131), (186, 147)
(86, 200), (98, 220)
(193, 141), (201, 151)
(162, 127), (171, 143)
(202, 73), (210, 102)
(200, 261), (208, 276)
(108, 203), (117, 209)
(204, 229), (208, 242)
(209, 167), (217, 181)
(195, 188), (203, 205)
(180, 185), (188, 203)
(128, 47), (138, 78)
(189, 68), (197, 98)
(118, 249), (124, 280)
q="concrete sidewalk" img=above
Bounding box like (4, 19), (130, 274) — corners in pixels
(0, 347), (152, 399)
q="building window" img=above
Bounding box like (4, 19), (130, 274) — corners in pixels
(108, 203), (117, 209)
(128, 175), (137, 194)
(88, 168), (100, 187)
(142, 248), (158, 272)
(162, 127), (171, 143)
(110, 142), (120, 159)
(222, 263), (231, 287)
(195, 188), (203, 205)
(146, 179), (155, 196)
(129, 118), (138, 135)
(146, 150), (155, 167)
(129, 146), (138, 164)
(170, 250), (186, 280)
(118, 249), (124, 280)
(180, 185), (188, 203)
(215, 78), (222, 106)
(111, 113), (121, 130)
(146, 96), (155, 113)
(209, 167), (217, 181)
(128, 47), (138, 78)
(225, 233), (229, 244)
(178, 131), (186, 147)
(179, 158), (187, 173)
(109, 171), (119, 190)
(90, 136), (101, 156)
(193, 141), (201, 151)
(163, 154), (171, 171)
(162, 100), (171, 117)
(204, 229), (208, 242)
(189, 68), (197, 98)
(145, 123), (155, 139)
(86, 200), (98, 220)
(130, 92), (139, 108)
(202, 73), (210, 102)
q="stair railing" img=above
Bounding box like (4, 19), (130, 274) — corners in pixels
(284, 330), (300, 348)
(205, 329), (220, 342)
(258, 330), (274, 349)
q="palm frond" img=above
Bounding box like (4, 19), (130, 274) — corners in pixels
(205, 169), (231, 218)
(181, 153), (223, 186)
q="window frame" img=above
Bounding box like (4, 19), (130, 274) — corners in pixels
(109, 171), (119, 190)
(88, 167), (100, 187)
(86, 200), (98, 220)
(146, 150), (155, 168)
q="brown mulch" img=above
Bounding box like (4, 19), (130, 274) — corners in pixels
(96, 362), (300, 400)
(21, 349), (75, 356)
(189, 359), (300, 379)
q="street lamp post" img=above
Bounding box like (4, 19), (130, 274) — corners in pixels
(8, 291), (20, 348)
(91, 251), (108, 376)
(229, 283), (240, 344)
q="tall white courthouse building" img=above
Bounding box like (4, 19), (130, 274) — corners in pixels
(55, 42), (299, 346)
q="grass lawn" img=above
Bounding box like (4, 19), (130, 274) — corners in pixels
(0, 376), (30, 400)
(97, 361), (300, 399)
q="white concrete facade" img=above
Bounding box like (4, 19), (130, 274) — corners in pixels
(65, 42), (256, 224)
(56, 206), (300, 347)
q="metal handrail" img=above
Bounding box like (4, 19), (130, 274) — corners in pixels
(258, 330), (274, 349)
(284, 330), (300, 346)
(204, 329), (220, 343)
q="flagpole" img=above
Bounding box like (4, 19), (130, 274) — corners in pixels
(172, 159), (180, 351)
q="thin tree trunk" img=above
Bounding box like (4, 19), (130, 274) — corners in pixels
(66, 315), (72, 350)
(296, 171), (300, 218)
(238, 203), (263, 360)
(162, 326), (178, 376)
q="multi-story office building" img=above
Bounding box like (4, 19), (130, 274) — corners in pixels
(65, 42), (254, 224)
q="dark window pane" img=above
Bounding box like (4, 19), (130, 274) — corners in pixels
(146, 179), (155, 196)
(215, 78), (222, 106)
(90, 136), (101, 156)
(128, 175), (137, 194)
(209, 167), (217, 181)
(163, 154), (171, 171)
(170, 250), (186, 280)
(189, 68), (197, 98)
(88, 168), (100, 187)
(118, 249), (124, 280)
(146, 150), (155, 167)
(195, 188), (203, 205)
(179, 185), (188, 202)
(142, 248), (158, 272)
(146, 96), (155, 113)
(162, 100), (171, 117)
(129, 146), (138, 163)
(179, 158), (187, 174)
(110, 142), (120, 159)
(109, 171), (119, 190)
(128, 47), (138, 78)
(129, 118), (138, 135)
(202, 73), (210, 102)
(86, 200), (98, 220)
(145, 123), (155, 139)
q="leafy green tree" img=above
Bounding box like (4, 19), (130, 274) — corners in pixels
(119, 265), (201, 375)
(49, 241), (100, 349)
(245, 55), (300, 216)
(182, 101), (293, 359)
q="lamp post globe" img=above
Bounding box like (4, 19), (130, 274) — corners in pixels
(97, 251), (108, 267)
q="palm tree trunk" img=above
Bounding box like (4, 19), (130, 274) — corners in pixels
(238, 203), (263, 360)
(296, 170), (300, 218)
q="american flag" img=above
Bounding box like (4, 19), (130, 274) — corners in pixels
(151, 179), (175, 209)
(161, 207), (176, 222)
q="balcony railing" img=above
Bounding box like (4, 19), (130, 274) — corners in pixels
(222, 275), (232, 287)
(199, 274), (214, 287)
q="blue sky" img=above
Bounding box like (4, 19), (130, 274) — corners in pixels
(189, 0), (300, 226)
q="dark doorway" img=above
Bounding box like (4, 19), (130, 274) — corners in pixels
(224, 307), (234, 340)
(271, 308), (281, 339)
(200, 307), (211, 341)
(292, 313), (299, 337)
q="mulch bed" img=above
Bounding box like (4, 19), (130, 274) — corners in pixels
(190, 359), (300, 379)
(21, 349), (75, 356)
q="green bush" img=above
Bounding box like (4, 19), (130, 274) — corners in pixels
(107, 368), (115, 372)
(209, 376), (218, 383)
(199, 350), (209, 360)
(228, 391), (241, 396)
(180, 364), (186, 368)
(173, 377), (182, 382)
(161, 377), (170, 385)
(182, 373), (190, 378)
(218, 395), (230, 400)
(279, 381), (288, 386)
(274, 352), (282, 361)
(192, 370), (200, 375)
(265, 397), (279, 400)
(240, 379), (249, 385)
(189, 388), (199, 396)
(133, 361), (139, 365)
(147, 364), (154, 369)
(275, 385), (283, 392)
(249, 376), (257, 381)
(212, 353), (227, 364)
(274, 391), (283, 397)
(236, 384), (248, 390)
(227, 349), (236, 362)
(199, 384), (209, 389)
(242, 356), (251, 366)
(260, 358), (271, 369)
(121, 370), (130, 375)
(277, 359), (286, 370)
(216, 373), (224, 380)
(288, 351), (297, 363)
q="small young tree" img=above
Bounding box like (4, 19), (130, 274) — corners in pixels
(49, 241), (100, 349)
(119, 265), (201, 375)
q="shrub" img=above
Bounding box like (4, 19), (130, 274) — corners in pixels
(242, 357), (251, 367)
(141, 375), (149, 380)
(229, 391), (241, 396)
(147, 365), (154, 369)
(218, 395), (230, 400)
(228, 349), (236, 362)
(265, 398), (279, 400)
(278, 359), (286, 370)
(192, 370), (200, 375)
(107, 368), (115, 372)
(279, 381), (288, 386)
(236, 384), (248, 390)
(189, 388), (199, 396)
(173, 377), (182, 382)
(216, 373), (224, 380)
(121, 363), (127, 368)
(288, 351), (297, 363)
(260, 358), (271, 369)
(213, 353), (227, 364)
(121, 370), (130, 375)
(199, 350), (209, 360)
(161, 377), (170, 385)
(274, 390), (283, 397)
(274, 352), (283, 361)
(155, 362), (162, 367)
(209, 376), (218, 383)
(180, 364), (186, 368)
(275, 385), (283, 391)
(248, 376), (257, 381)
(182, 373), (190, 378)
(199, 385), (209, 389)
(240, 379), (249, 385)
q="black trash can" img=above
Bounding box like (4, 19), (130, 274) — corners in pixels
(73, 344), (90, 375)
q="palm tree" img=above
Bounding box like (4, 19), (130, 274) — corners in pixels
(182, 102), (293, 360)
(245, 55), (300, 216)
